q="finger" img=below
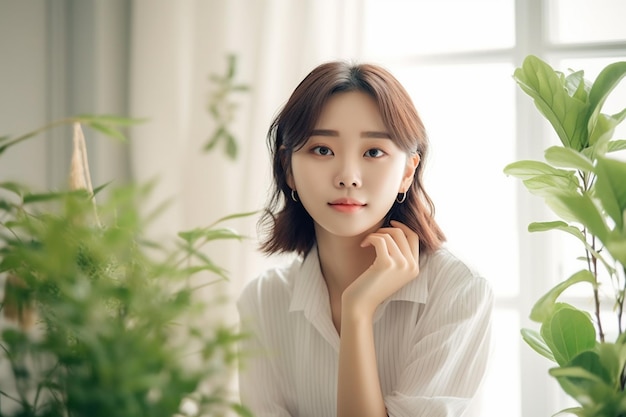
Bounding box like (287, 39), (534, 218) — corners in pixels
(376, 227), (412, 260)
(360, 234), (394, 267)
(391, 220), (419, 246)
(389, 220), (420, 256)
(384, 221), (419, 255)
(363, 232), (409, 271)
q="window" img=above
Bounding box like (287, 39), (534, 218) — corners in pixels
(360, 1), (626, 416)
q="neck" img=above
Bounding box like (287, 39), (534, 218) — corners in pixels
(315, 230), (376, 297)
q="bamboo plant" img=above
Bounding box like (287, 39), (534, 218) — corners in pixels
(504, 55), (626, 416)
(0, 118), (253, 417)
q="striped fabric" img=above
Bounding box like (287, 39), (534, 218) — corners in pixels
(237, 246), (493, 417)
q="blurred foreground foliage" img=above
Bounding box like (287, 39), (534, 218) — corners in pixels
(0, 118), (254, 417)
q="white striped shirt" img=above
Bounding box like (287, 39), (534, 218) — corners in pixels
(237, 247), (493, 417)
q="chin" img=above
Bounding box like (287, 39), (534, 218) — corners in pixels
(316, 220), (385, 240)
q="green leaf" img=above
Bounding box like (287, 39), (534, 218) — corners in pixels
(211, 210), (258, 225)
(528, 221), (586, 243)
(180, 264), (227, 278)
(541, 307), (597, 366)
(594, 342), (626, 388)
(565, 70), (590, 101)
(587, 61), (626, 143)
(206, 227), (247, 242)
(503, 160), (569, 179)
(226, 133), (238, 160)
(523, 174), (579, 198)
(226, 53), (237, 79)
(607, 139), (626, 153)
(178, 227), (207, 243)
(92, 181), (113, 196)
(1, 328), (29, 346)
(0, 181), (27, 197)
(178, 227), (246, 244)
(528, 220), (570, 232)
(22, 190), (76, 204)
(549, 366), (604, 383)
(547, 192), (610, 242)
(180, 245), (230, 280)
(75, 114), (147, 127)
(521, 328), (556, 362)
(232, 84), (250, 92)
(544, 146), (594, 172)
(588, 111), (625, 149)
(528, 221), (614, 274)
(569, 350), (613, 385)
(530, 270), (595, 323)
(204, 126), (226, 152)
(514, 55), (590, 150)
(550, 366), (609, 405)
(605, 231), (626, 267)
(87, 121), (127, 142)
(231, 402), (255, 417)
(552, 407), (585, 417)
(594, 156), (626, 230)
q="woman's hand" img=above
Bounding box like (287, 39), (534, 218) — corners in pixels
(342, 220), (420, 318)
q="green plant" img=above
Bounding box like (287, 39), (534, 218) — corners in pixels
(0, 119), (254, 417)
(504, 55), (626, 417)
(204, 54), (250, 160)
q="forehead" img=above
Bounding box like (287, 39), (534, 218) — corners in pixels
(315, 91), (385, 129)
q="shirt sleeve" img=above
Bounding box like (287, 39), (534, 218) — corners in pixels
(236, 278), (293, 417)
(384, 267), (494, 417)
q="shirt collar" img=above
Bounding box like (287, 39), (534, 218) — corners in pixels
(289, 246), (429, 318)
(289, 247), (329, 318)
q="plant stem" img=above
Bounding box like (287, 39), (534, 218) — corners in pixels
(0, 388), (25, 407)
(589, 234), (605, 342)
(618, 265), (626, 335)
(581, 170), (606, 342)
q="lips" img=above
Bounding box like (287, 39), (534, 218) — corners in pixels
(328, 198), (365, 206)
(328, 198), (366, 213)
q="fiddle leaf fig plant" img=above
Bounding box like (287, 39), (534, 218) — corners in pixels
(504, 54), (626, 417)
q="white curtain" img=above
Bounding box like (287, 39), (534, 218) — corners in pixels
(128, 0), (362, 319)
(125, 2), (489, 415)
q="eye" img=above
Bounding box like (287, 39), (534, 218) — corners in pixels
(364, 148), (385, 158)
(311, 146), (334, 156)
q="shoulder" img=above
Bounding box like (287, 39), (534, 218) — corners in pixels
(422, 247), (493, 304)
(423, 247), (478, 277)
(237, 254), (301, 315)
(422, 247), (483, 281)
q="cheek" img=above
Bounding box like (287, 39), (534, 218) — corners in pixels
(291, 158), (318, 189)
(367, 161), (406, 189)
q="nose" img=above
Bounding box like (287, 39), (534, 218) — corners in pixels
(334, 159), (362, 188)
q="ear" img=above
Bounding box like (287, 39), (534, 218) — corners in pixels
(280, 145), (296, 189)
(399, 153), (420, 192)
(286, 170), (295, 189)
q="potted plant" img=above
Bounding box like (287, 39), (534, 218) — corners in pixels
(0, 118), (253, 417)
(504, 55), (626, 416)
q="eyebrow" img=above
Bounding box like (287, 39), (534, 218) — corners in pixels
(309, 129), (391, 139)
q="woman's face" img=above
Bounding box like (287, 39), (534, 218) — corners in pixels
(289, 91), (419, 241)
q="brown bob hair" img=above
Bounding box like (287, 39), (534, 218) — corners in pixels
(258, 61), (445, 256)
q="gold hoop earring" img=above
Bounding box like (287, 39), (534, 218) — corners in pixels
(291, 189), (299, 202)
(396, 191), (407, 204)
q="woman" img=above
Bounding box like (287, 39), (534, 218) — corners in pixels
(237, 61), (493, 417)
